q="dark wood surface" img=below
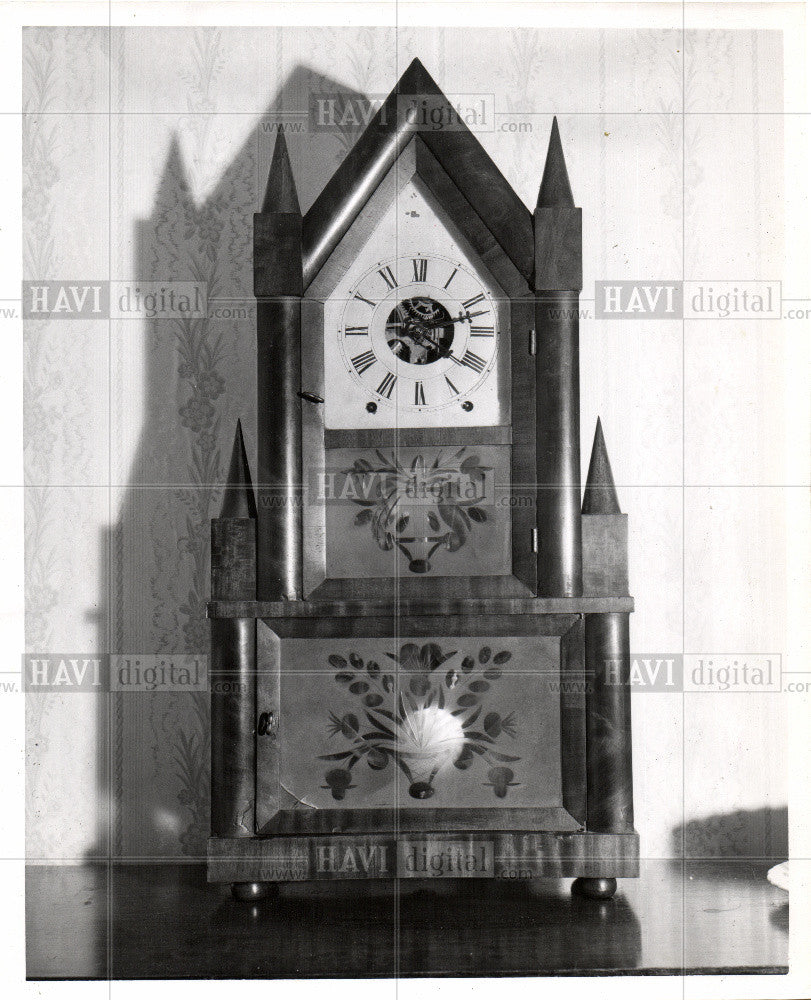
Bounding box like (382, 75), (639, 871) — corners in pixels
(208, 596), (635, 619)
(254, 805), (581, 836)
(256, 296), (303, 601)
(209, 828), (640, 883)
(413, 136), (531, 297)
(534, 291), (582, 597)
(534, 206), (583, 292)
(26, 860), (788, 979)
(585, 612), (634, 834)
(254, 130), (303, 602)
(560, 617), (587, 824)
(509, 296), (540, 591)
(582, 513), (629, 597)
(323, 425), (512, 449)
(210, 519), (256, 601)
(209, 618), (256, 839)
(301, 58), (534, 288)
(302, 573), (536, 603)
(253, 215), (304, 297)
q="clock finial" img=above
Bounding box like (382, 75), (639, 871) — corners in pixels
(536, 117), (575, 209)
(261, 131), (300, 214)
(220, 419), (257, 520)
(399, 56), (438, 92)
(533, 117), (583, 595)
(582, 417), (621, 514)
(254, 131), (303, 599)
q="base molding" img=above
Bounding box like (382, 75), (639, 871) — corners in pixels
(208, 830), (639, 883)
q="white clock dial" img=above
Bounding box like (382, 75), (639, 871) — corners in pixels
(338, 254), (498, 415)
(321, 179), (509, 429)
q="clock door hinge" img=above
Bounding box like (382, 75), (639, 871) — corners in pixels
(531, 527), (538, 553)
(529, 329), (536, 355)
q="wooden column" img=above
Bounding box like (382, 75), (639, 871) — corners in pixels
(210, 421), (257, 839)
(582, 417), (634, 834)
(584, 611), (634, 833)
(534, 118), (583, 597)
(254, 132), (303, 601)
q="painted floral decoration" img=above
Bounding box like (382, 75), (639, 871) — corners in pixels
(345, 448), (492, 574)
(320, 642), (520, 800)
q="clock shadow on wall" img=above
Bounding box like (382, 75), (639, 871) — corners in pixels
(89, 66), (377, 863)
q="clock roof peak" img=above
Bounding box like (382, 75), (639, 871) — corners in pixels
(398, 56), (438, 91)
(302, 59), (534, 288)
(536, 116), (575, 209)
(220, 419), (257, 519)
(582, 417), (621, 514)
(261, 131), (300, 214)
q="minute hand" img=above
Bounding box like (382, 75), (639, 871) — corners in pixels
(421, 309), (490, 331)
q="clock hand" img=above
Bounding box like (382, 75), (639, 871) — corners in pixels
(386, 322), (436, 349)
(420, 309), (490, 331)
(387, 322), (439, 350)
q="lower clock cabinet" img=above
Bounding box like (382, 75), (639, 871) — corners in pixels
(208, 610), (638, 899)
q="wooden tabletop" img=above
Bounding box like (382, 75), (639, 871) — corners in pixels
(26, 859), (787, 979)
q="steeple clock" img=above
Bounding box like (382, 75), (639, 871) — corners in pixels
(208, 59), (638, 901)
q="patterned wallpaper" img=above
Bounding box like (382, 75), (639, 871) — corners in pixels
(24, 26), (788, 861)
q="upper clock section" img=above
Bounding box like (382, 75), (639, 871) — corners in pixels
(323, 181), (510, 430)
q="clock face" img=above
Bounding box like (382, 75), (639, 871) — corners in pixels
(338, 254), (498, 415)
(323, 181), (509, 430)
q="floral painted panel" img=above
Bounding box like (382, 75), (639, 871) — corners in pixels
(321, 445), (512, 578)
(277, 636), (562, 809)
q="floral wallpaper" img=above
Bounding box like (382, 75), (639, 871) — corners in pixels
(23, 25), (787, 862)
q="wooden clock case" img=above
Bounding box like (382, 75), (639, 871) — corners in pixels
(207, 59), (638, 902)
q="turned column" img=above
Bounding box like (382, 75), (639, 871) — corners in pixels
(254, 132), (303, 600)
(210, 420), (257, 838)
(581, 418), (634, 833)
(534, 117), (583, 597)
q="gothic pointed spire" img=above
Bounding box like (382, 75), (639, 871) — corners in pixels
(582, 418), (621, 514)
(220, 420), (257, 519)
(261, 131), (300, 214)
(536, 117), (574, 209)
(397, 56), (442, 95)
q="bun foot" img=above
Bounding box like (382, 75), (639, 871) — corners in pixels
(572, 877), (617, 900)
(231, 881), (278, 902)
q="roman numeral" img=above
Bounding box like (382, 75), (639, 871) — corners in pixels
(414, 381), (426, 406)
(351, 350), (377, 375)
(344, 326), (369, 336)
(452, 350), (486, 373)
(353, 292), (376, 307)
(462, 292), (486, 310)
(378, 266), (398, 290)
(470, 326), (494, 337)
(376, 372), (397, 398)
(412, 258), (427, 282)
(443, 268), (458, 290)
(444, 375), (460, 396)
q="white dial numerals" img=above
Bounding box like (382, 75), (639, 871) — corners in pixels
(338, 255), (498, 413)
